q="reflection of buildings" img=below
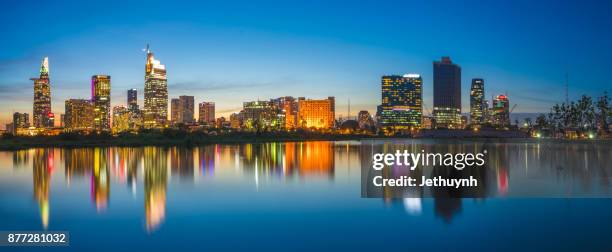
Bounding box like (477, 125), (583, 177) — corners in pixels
(240, 142), (335, 178)
(170, 147), (194, 180)
(33, 149), (53, 229)
(144, 147), (168, 232)
(92, 148), (110, 212)
(198, 145), (217, 176)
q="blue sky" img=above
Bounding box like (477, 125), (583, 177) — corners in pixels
(1, 0), (611, 126)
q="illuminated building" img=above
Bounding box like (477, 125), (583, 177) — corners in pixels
(433, 56), (462, 129)
(12, 112), (30, 135)
(32, 57), (53, 128)
(143, 45), (168, 128)
(493, 95), (510, 127)
(112, 106), (130, 133)
(422, 116), (434, 129)
(64, 99), (94, 132)
(297, 97), (335, 129)
(170, 96), (194, 125)
(357, 110), (374, 130)
(127, 89), (138, 112)
(230, 113), (242, 129)
(240, 100), (282, 130)
(470, 78), (485, 125)
(198, 101), (215, 125)
(379, 74), (422, 130)
(272, 96), (297, 129)
(92, 75), (111, 131)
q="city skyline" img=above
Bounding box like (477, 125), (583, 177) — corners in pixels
(2, 1), (612, 128)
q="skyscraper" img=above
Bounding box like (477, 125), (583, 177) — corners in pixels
(112, 106), (130, 133)
(12, 112), (30, 135)
(433, 56), (461, 129)
(470, 78), (485, 125)
(171, 98), (180, 124)
(198, 102), (215, 125)
(128, 89), (138, 112)
(31, 57), (53, 128)
(143, 45), (168, 128)
(379, 74), (423, 130)
(92, 75), (111, 131)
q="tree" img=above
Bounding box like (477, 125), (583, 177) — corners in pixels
(596, 92), (610, 131)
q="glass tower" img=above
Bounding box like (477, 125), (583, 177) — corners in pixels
(433, 56), (462, 129)
(32, 57), (53, 128)
(143, 45), (168, 128)
(470, 78), (485, 125)
(92, 75), (111, 131)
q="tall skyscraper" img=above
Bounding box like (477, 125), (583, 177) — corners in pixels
(379, 74), (423, 130)
(470, 78), (485, 125)
(92, 75), (111, 131)
(433, 56), (462, 129)
(12, 112), (30, 135)
(128, 89), (138, 112)
(143, 45), (168, 128)
(31, 57), (53, 128)
(198, 102), (215, 125)
(64, 99), (94, 131)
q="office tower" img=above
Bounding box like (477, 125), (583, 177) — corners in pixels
(31, 57), (53, 128)
(379, 74), (423, 130)
(297, 97), (335, 129)
(12, 112), (30, 135)
(112, 106), (130, 133)
(433, 56), (461, 129)
(493, 95), (510, 127)
(64, 99), (94, 131)
(271, 96), (297, 129)
(470, 78), (485, 125)
(179, 96), (194, 124)
(198, 102), (215, 125)
(128, 89), (138, 112)
(143, 45), (168, 128)
(92, 75), (111, 131)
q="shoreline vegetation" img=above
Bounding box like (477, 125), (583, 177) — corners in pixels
(0, 128), (558, 151)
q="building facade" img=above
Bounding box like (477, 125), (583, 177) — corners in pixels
(92, 75), (111, 131)
(433, 56), (462, 129)
(143, 45), (168, 128)
(64, 99), (94, 131)
(297, 97), (335, 129)
(128, 89), (138, 112)
(112, 106), (130, 133)
(492, 95), (510, 127)
(198, 102), (215, 125)
(240, 101), (281, 130)
(379, 74), (422, 130)
(170, 96), (195, 125)
(12, 112), (30, 134)
(470, 78), (485, 125)
(32, 57), (53, 128)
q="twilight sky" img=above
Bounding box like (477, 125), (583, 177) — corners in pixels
(1, 0), (611, 128)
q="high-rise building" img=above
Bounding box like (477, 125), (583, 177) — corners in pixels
(128, 89), (138, 112)
(143, 45), (168, 128)
(170, 98), (180, 124)
(112, 106), (130, 133)
(198, 102), (215, 125)
(12, 112), (30, 134)
(379, 74), (422, 130)
(433, 56), (462, 129)
(170, 96), (195, 125)
(64, 99), (94, 131)
(272, 96), (297, 130)
(31, 57), (53, 128)
(492, 95), (510, 127)
(470, 78), (485, 125)
(92, 75), (111, 131)
(297, 97), (335, 129)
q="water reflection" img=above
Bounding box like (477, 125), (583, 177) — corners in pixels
(13, 140), (612, 231)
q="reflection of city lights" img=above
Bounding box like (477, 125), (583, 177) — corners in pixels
(403, 198), (422, 216)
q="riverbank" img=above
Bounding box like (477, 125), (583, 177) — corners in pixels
(0, 131), (377, 150)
